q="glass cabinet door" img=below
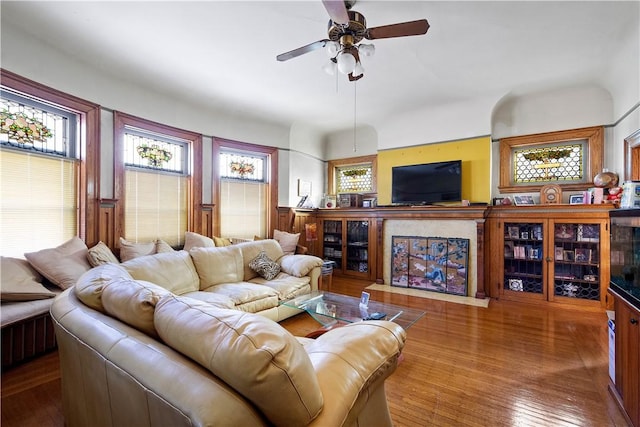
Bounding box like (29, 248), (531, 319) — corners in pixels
(503, 222), (545, 296)
(551, 222), (601, 302)
(322, 220), (342, 269)
(345, 220), (369, 274)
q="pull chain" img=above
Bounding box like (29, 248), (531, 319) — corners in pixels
(353, 81), (357, 152)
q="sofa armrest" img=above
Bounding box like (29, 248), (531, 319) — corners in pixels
(303, 321), (406, 426)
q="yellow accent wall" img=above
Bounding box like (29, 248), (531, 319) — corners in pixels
(377, 136), (491, 205)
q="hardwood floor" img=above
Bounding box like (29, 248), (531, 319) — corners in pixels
(1, 276), (630, 427)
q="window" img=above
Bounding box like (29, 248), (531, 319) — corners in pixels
(213, 138), (278, 240)
(328, 154), (377, 195)
(498, 126), (604, 193)
(0, 75), (98, 257)
(114, 112), (202, 248)
(219, 151), (268, 239)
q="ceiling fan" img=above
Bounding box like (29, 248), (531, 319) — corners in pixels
(276, 0), (430, 81)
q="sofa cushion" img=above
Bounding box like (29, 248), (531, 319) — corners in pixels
(280, 254), (323, 277)
(154, 294), (323, 426)
(181, 291), (235, 309)
(200, 282), (278, 307)
(183, 231), (215, 251)
(119, 238), (175, 262)
(273, 229), (300, 255)
(87, 241), (120, 267)
(24, 236), (92, 290)
(0, 257), (56, 302)
(101, 278), (170, 338)
(249, 273), (311, 300)
(74, 263), (134, 312)
(121, 250), (199, 295)
(248, 251), (280, 280)
(189, 246), (244, 288)
(235, 239), (284, 281)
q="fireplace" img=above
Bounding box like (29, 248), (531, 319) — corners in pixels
(383, 220), (479, 297)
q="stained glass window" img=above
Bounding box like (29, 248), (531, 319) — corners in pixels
(513, 142), (585, 183)
(337, 165), (373, 193)
(1, 90), (76, 157)
(124, 128), (187, 174)
(220, 151), (266, 181)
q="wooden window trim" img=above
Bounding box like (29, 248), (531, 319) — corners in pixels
(328, 154), (377, 195)
(113, 112), (202, 243)
(498, 126), (603, 193)
(0, 69), (100, 245)
(624, 128), (640, 181)
(212, 137), (278, 238)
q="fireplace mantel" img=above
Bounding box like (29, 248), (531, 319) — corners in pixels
(310, 206), (488, 298)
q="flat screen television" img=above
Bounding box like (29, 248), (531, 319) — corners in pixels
(391, 160), (462, 205)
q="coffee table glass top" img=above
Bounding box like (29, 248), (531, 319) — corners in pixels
(281, 290), (425, 330)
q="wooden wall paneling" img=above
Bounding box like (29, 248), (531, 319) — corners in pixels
(625, 129), (640, 181)
(200, 204), (214, 238)
(98, 199), (117, 249)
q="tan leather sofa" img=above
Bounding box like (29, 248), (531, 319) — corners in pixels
(109, 238), (323, 322)
(51, 274), (407, 426)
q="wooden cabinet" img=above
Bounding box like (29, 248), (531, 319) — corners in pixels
(486, 205), (611, 309)
(320, 217), (375, 279)
(609, 208), (640, 427)
(612, 296), (640, 427)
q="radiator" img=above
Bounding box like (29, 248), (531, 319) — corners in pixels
(1, 313), (57, 370)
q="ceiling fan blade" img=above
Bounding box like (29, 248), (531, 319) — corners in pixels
(276, 39), (329, 62)
(365, 19), (430, 40)
(322, 0), (349, 25)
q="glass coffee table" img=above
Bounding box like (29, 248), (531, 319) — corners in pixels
(281, 290), (425, 336)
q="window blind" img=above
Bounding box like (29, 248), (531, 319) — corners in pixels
(125, 169), (187, 247)
(220, 180), (267, 239)
(0, 150), (77, 257)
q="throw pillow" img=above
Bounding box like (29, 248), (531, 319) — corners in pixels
(119, 237), (174, 262)
(119, 237), (156, 262)
(273, 229), (300, 256)
(183, 231), (215, 251)
(189, 246), (244, 287)
(248, 251), (281, 280)
(213, 236), (232, 247)
(279, 254), (323, 277)
(154, 294), (323, 426)
(24, 236), (92, 290)
(0, 257), (56, 301)
(87, 241), (120, 267)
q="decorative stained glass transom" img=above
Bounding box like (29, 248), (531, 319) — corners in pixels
(513, 142), (585, 184)
(337, 165), (373, 193)
(124, 128), (187, 174)
(220, 151), (266, 182)
(0, 91), (76, 157)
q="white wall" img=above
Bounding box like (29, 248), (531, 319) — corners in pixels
(324, 125), (378, 160)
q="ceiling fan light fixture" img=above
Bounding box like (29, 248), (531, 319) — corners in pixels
(353, 61), (364, 77)
(336, 51), (356, 74)
(326, 41), (340, 56)
(359, 43), (375, 57)
(322, 59), (337, 75)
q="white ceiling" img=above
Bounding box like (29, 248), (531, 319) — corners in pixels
(2, 1), (638, 133)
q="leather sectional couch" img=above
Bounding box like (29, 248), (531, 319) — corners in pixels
(51, 238), (407, 426)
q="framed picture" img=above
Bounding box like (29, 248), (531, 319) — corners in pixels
(360, 291), (370, 308)
(569, 194), (584, 204)
(554, 224), (575, 240)
(507, 226), (520, 239)
(563, 250), (575, 262)
(513, 195), (535, 206)
(554, 246), (564, 261)
(577, 224), (600, 242)
(504, 241), (514, 258)
(574, 248), (591, 263)
(297, 179), (311, 197)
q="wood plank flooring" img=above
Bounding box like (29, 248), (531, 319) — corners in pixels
(1, 276), (630, 426)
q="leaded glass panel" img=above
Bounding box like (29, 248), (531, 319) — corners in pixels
(337, 165), (372, 193)
(513, 142), (585, 184)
